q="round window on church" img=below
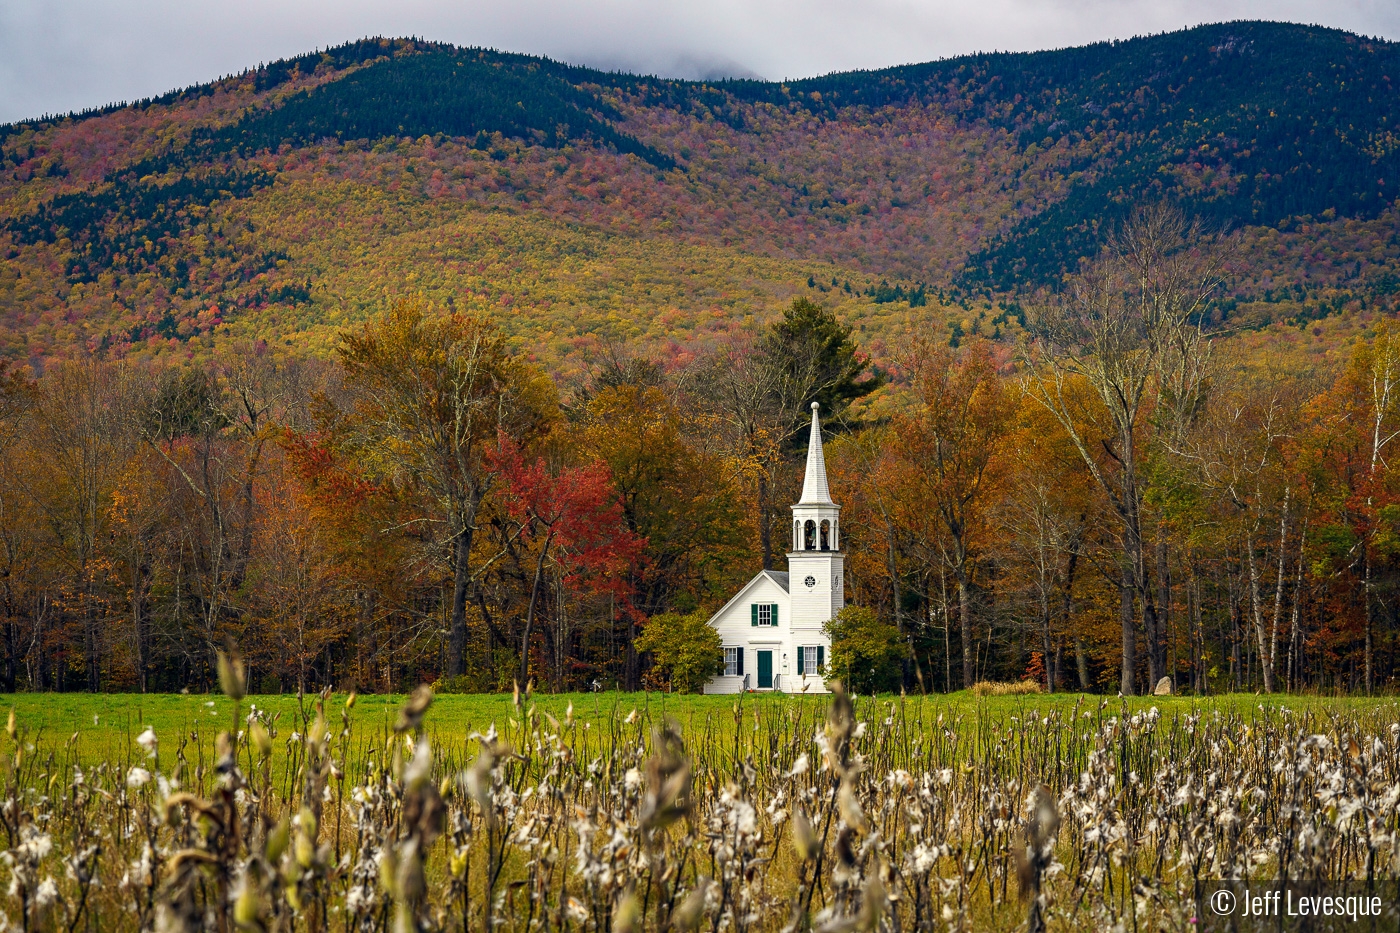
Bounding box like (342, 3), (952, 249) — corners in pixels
(804, 575), (816, 588)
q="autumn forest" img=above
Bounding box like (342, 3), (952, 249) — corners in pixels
(3, 23), (1400, 695)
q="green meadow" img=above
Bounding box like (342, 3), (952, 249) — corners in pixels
(11, 689), (1397, 773)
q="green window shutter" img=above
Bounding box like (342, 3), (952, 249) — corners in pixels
(772, 603), (779, 626)
(817, 646), (825, 671)
(751, 604), (758, 627)
(797, 647), (805, 675)
(737, 648), (744, 676)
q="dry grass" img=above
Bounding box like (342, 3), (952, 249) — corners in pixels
(968, 679), (1044, 696)
(2, 672), (1400, 931)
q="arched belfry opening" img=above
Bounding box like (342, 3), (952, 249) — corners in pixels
(803, 519), (817, 551)
(819, 519), (831, 551)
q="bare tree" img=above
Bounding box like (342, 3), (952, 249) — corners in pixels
(993, 477), (1094, 693)
(1178, 370), (1300, 692)
(1023, 203), (1229, 694)
(689, 334), (790, 569)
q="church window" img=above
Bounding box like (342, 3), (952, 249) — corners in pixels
(801, 646), (820, 674)
(803, 519), (817, 550)
(751, 603), (777, 626)
(724, 647), (742, 676)
(820, 520), (831, 550)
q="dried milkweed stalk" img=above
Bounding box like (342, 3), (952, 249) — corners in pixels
(0, 691), (1399, 931)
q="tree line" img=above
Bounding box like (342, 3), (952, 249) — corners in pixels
(1, 204), (1398, 695)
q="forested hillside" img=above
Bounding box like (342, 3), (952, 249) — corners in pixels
(1, 23), (1398, 369)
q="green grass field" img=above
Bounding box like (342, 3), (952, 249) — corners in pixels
(10, 688), (1396, 772)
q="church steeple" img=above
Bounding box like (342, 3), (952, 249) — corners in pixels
(789, 401), (844, 621)
(789, 402), (841, 555)
(798, 402), (834, 505)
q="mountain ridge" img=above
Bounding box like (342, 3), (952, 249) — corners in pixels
(1, 23), (1397, 368)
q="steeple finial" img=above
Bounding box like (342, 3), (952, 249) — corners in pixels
(798, 402), (834, 505)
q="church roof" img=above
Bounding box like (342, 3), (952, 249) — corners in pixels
(798, 402), (835, 505)
(707, 570), (790, 625)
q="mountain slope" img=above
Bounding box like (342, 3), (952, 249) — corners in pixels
(1, 23), (1397, 369)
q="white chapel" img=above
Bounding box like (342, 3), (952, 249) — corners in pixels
(704, 402), (843, 693)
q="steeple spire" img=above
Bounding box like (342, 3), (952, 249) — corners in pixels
(798, 402), (834, 505)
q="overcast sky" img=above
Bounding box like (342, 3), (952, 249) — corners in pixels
(1, 0), (1397, 125)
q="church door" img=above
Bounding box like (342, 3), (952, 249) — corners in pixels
(757, 650), (773, 689)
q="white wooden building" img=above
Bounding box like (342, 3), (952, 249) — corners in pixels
(704, 403), (843, 693)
